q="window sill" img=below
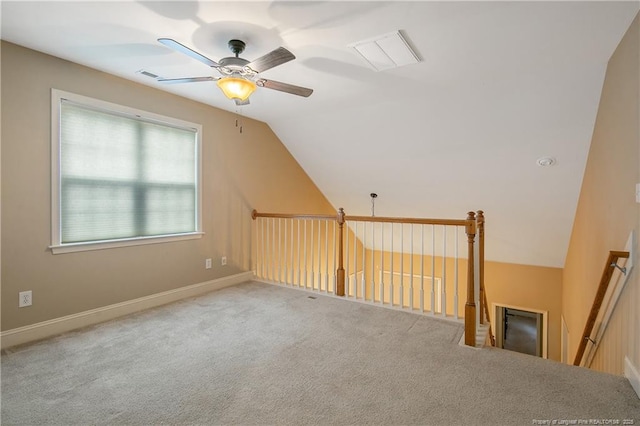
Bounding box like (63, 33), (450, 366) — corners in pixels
(50, 232), (204, 254)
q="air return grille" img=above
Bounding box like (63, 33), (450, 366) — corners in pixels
(348, 31), (420, 72)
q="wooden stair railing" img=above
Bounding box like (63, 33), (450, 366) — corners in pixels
(483, 290), (496, 346)
(478, 211), (485, 327)
(252, 208), (480, 347)
(476, 211), (495, 346)
(573, 250), (629, 366)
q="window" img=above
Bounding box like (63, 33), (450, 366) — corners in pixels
(51, 89), (202, 254)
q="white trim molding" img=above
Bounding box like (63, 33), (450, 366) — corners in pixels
(625, 356), (640, 399)
(0, 272), (253, 349)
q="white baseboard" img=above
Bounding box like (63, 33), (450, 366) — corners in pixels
(0, 271), (254, 349)
(625, 356), (640, 399)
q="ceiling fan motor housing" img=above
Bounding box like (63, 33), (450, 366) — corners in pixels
(228, 39), (246, 57)
(218, 57), (250, 68)
(219, 40), (252, 76)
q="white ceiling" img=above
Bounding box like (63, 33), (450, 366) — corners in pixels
(2, 1), (638, 267)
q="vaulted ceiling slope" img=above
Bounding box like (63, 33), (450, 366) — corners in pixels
(2, 1), (638, 267)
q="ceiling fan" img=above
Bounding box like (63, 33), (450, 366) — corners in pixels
(157, 38), (313, 105)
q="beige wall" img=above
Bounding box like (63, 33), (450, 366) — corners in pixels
(1, 42), (334, 331)
(562, 15), (639, 375)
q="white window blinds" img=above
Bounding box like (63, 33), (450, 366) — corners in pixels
(58, 100), (198, 244)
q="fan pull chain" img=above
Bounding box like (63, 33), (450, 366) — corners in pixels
(235, 108), (244, 134)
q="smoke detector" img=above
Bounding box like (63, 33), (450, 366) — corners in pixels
(536, 157), (556, 167)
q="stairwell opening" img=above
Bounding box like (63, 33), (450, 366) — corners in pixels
(493, 303), (548, 358)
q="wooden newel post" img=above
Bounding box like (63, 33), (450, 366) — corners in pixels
(477, 210), (485, 325)
(465, 211), (477, 347)
(336, 208), (346, 296)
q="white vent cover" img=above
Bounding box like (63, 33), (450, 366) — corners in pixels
(348, 31), (420, 72)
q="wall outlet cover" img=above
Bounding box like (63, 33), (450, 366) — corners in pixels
(19, 291), (32, 307)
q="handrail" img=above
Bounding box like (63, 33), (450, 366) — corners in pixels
(483, 290), (496, 346)
(252, 210), (474, 228)
(345, 215), (471, 227)
(573, 250), (629, 366)
(252, 210), (336, 221)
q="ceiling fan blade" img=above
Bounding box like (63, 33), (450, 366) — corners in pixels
(246, 47), (295, 73)
(157, 76), (217, 84)
(235, 99), (250, 106)
(257, 79), (313, 97)
(157, 38), (220, 68)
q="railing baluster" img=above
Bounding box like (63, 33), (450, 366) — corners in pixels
(310, 220), (315, 290)
(400, 223), (404, 308)
(442, 226), (447, 318)
(304, 219), (308, 288)
(380, 223), (385, 304)
(284, 218), (288, 284)
(290, 219), (294, 285)
(325, 220), (329, 293)
(455, 226), (459, 319)
(346, 221), (350, 296)
(332, 221), (338, 294)
(352, 222), (357, 298)
(431, 224), (435, 314)
(264, 218), (268, 280)
(258, 218), (263, 279)
(318, 220), (322, 291)
(297, 220), (301, 287)
(420, 224), (424, 313)
(371, 223), (375, 303)
(262, 218), (266, 280)
(266, 218), (271, 281)
(333, 220), (337, 294)
(278, 218), (283, 284)
(362, 221), (366, 300)
(410, 224), (414, 310)
(272, 218), (277, 282)
(390, 223), (394, 307)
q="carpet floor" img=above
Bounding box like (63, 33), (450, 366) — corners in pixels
(2, 281), (639, 425)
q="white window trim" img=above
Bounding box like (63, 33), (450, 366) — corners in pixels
(50, 89), (204, 254)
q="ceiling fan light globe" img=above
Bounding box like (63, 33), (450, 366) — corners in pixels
(217, 77), (256, 101)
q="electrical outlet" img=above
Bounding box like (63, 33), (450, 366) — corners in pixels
(19, 291), (32, 308)
(221, 256), (227, 266)
(205, 258), (212, 269)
